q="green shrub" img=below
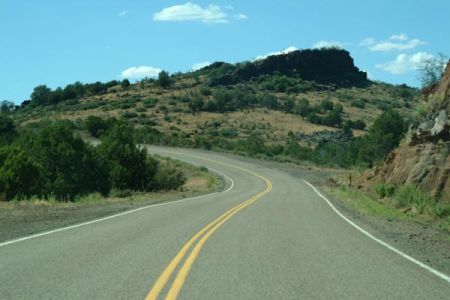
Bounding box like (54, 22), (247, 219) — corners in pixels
(63, 99), (80, 106)
(352, 119), (367, 130)
(374, 183), (396, 198)
(122, 111), (138, 119)
(98, 122), (158, 191)
(0, 115), (16, 145)
(306, 113), (322, 124)
(84, 116), (111, 138)
(294, 98), (310, 117)
(320, 99), (334, 111)
(433, 203), (450, 218)
(0, 147), (43, 200)
(26, 124), (110, 200)
(394, 184), (433, 209)
(143, 98), (158, 108)
(199, 87), (212, 96)
(351, 99), (365, 108)
(153, 160), (186, 190)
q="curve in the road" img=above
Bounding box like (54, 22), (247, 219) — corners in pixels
(0, 166), (234, 248)
(145, 152), (272, 300)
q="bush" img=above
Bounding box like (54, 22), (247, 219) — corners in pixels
(98, 122), (158, 191)
(0, 115), (16, 145)
(375, 183), (396, 198)
(394, 184), (433, 210)
(84, 116), (112, 138)
(27, 124), (111, 200)
(143, 98), (158, 108)
(1, 100), (15, 113)
(433, 203), (450, 218)
(352, 119), (366, 130)
(121, 79), (130, 89)
(199, 87), (212, 96)
(294, 98), (310, 117)
(322, 109), (343, 127)
(320, 99), (334, 111)
(158, 71), (172, 88)
(153, 160), (186, 190)
(0, 147), (42, 200)
(307, 113), (322, 124)
(351, 99), (365, 108)
(122, 111), (138, 119)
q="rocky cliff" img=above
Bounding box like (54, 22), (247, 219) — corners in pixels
(361, 62), (450, 201)
(206, 48), (368, 87)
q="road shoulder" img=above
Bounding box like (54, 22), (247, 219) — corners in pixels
(0, 162), (224, 243)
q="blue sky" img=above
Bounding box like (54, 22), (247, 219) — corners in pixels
(1, 0), (449, 104)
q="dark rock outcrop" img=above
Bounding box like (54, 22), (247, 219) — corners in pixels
(204, 48), (368, 88)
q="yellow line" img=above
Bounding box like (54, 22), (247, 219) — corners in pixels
(145, 152), (272, 300)
(166, 180), (272, 300)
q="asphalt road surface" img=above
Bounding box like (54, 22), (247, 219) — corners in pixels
(1, 146), (449, 299)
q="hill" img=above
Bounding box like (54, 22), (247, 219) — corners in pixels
(7, 48), (420, 166)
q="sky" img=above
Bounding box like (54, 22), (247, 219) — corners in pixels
(1, 0), (449, 104)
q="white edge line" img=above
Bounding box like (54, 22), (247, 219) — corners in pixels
(0, 168), (234, 248)
(302, 179), (450, 283)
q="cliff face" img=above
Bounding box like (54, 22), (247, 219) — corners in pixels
(208, 49), (368, 87)
(361, 63), (450, 201)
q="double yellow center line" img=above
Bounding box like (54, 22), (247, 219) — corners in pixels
(145, 154), (272, 300)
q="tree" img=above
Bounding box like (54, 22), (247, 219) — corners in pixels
(0, 147), (43, 201)
(121, 79), (130, 89)
(283, 97), (295, 113)
(158, 71), (172, 88)
(322, 109), (342, 127)
(320, 99), (334, 111)
(417, 53), (448, 87)
(28, 124), (110, 200)
(0, 100), (15, 113)
(98, 122), (158, 191)
(260, 94), (278, 110)
(294, 98), (310, 117)
(358, 109), (406, 166)
(188, 97), (205, 114)
(31, 85), (52, 106)
(0, 115), (16, 145)
(84, 116), (114, 138)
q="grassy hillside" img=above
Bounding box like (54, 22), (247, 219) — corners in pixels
(7, 48), (420, 167)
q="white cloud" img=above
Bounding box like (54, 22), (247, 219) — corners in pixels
(234, 13), (248, 20)
(313, 40), (346, 49)
(192, 61), (211, 71)
(153, 2), (228, 23)
(389, 33), (408, 41)
(376, 52), (434, 74)
(359, 37), (375, 46)
(120, 66), (162, 79)
(118, 10), (129, 17)
(255, 46), (298, 60)
(360, 34), (425, 52)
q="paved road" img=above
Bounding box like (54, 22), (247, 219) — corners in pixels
(0, 147), (449, 299)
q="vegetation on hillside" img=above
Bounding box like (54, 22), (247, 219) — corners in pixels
(0, 48), (422, 201)
(0, 115), (186, 201)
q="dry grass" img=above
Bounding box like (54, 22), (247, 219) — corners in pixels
(15, 78), (419, 145)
